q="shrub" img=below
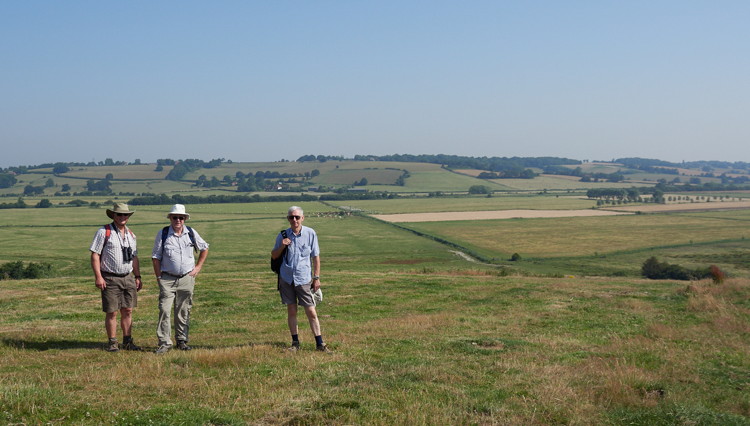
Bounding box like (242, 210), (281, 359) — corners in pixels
(641, 257), (712, 281)
(709, 265), (726, 284)
(510, 253), (522, 261)
(0, 261), (53, 280)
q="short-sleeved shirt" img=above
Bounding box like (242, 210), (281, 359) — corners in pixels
(274, 225), (319, 286)
(89, 224), (137, 275)
(152, 226), (209, 276)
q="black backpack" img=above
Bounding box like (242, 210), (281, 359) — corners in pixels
(161, 226), (197, 253)
(271, 230), (288, 274)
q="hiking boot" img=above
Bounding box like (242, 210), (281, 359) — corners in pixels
(122, 340), (142, 351)
(176, 340), (192, 351)
(154, 345), (170, 355)
(316, 344), (330, 353)
(106, 339), (119, 352)
(287, 342), (300, 353)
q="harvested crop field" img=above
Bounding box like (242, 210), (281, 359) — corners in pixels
(603, 200), (750, 213)
(372, 209), (630, 223)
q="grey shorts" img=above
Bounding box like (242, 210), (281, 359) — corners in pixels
(278, 277), (315, 307)
(101, 274), (137, 313)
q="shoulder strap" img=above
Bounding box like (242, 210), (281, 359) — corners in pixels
(161, 226), (198, 253)
(104, 224), (135, 247)
(102, 224), (112, 248)
(186, 226), (197, 249)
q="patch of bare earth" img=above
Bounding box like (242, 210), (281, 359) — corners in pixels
(372, 209), (629, 223)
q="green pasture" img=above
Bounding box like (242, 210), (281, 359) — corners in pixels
(399, 209), (750, 277)
(313, 168), (404, 186)
(2, 200), (750, 423)
(365, 170), (511, 193)
(498, 175), (645, 191)
(61, 164), (172, 180)
(329, 194), (597, 214)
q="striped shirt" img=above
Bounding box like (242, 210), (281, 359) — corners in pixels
(89, 224), (137, 275)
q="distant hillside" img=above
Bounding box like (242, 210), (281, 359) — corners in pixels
(2, 155), (750, 206)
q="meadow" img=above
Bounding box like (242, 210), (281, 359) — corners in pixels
(1, 199), (750, 424)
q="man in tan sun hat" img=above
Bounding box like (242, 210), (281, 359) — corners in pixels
(89, 202), (143, 352)
(151, 204), (209, 354)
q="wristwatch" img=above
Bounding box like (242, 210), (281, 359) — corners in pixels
(313, 276), (320, 280)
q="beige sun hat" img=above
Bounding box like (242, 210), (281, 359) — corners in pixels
(106, 202), (135, 219)
(166, 204), (190, 219)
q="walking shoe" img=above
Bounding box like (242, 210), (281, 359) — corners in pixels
(154, 345), (170, 355)
(122, 340), (142, 351)
(106, 339), (119, 352)
(316, 344), (330, 353)
(176, 340), (192, 351)
(287, 342), (300, 353)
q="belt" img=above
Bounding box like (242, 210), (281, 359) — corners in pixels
(162, 271), (189, 279)
(102, 271), (130, 278)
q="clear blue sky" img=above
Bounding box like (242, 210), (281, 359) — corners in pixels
(2, 1), (749, 168)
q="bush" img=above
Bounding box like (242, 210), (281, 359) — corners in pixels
(641, 257), (712, 281)
(0, 261), (53, 280)
(510, 253), (522, 261)
(709, 265), (726, 284)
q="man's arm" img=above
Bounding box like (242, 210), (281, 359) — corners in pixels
(152, 258), (161, 279)
(271, 236), (290, 259)
(190, 249), (209, 277)
(133, 256), (142, 291)
(311, 255), (321, 291)
(91, 252), (106, 290)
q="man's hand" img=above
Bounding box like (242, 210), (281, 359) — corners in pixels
(95, 277), (106, 290)
(189, 264), (202, 277)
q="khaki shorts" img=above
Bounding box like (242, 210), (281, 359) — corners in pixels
(278, 277), (315, 307)
(101, 274), (138, 313)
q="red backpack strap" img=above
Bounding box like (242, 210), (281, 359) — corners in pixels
(102, 224), (112, 248)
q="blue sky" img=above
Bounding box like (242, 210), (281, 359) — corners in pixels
(2, 1), (749, 168)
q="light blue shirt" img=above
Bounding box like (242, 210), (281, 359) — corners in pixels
(275, 225), (319, 286)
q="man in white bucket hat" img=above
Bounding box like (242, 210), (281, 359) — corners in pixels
(151, 204), (209, 354)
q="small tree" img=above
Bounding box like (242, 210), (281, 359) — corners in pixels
(468, 185), (490, 194)
(35, 199), (53, 208)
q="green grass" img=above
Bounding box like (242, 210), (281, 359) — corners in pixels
(2, 200), (750, 424)
(329, 194), (597, 214)
(392, 209), (750, 275)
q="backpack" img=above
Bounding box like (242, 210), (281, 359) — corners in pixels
(271, 230), (288, 274)
(102, 223), (135, 250)
(161, 225), (197, 253)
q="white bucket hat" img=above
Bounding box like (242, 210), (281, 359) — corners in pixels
(166, 204), (190, 220)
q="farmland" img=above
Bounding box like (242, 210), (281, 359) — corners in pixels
(2, 160), (750, 424)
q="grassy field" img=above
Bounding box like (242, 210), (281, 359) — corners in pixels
(2, 201), (750, 424)
(397, 209), (750, 277)
(328, 194), (597, 214)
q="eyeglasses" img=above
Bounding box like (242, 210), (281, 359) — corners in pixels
(115, 213), (131, 217)
(287, 215), (301, 220)
(171, 216), (187, 221)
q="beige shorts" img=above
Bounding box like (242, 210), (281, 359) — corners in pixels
(101, 273), (137, 312)
(278, 277), (315, 307)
